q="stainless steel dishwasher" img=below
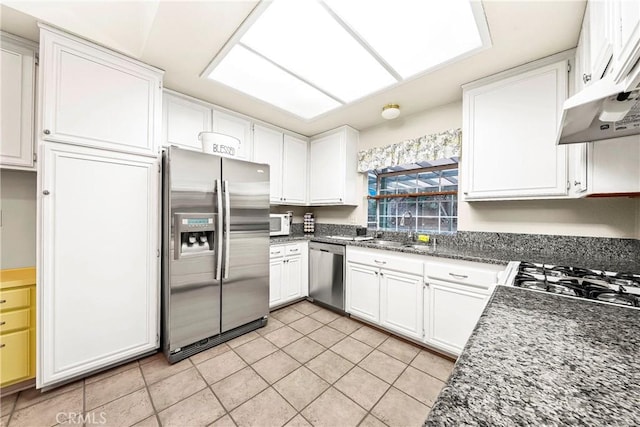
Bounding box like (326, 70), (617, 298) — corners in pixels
(309, 242), (345, 312)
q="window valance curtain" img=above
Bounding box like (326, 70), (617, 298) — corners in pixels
(357, 128), (462, 172)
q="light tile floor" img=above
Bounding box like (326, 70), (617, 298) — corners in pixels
(0, 301), (455, 427)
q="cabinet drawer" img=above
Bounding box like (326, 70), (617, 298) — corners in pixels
(347, 249), (423, 276)
(0, 309), (30, 333)
(425, 260), (498, 288)
(0, 288), (31, 312)
(270, 245), (285, 258)
(285, 243), (304, 256)
(0, 329), (30, 385)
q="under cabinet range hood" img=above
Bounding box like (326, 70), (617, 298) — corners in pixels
(557, 76), (640, 145)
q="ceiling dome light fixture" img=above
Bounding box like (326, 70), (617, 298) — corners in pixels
(381, 104), (400, 120)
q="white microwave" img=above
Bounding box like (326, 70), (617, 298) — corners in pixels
(270, 214), (291, 236)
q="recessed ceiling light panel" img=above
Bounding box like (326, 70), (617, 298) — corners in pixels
(240, 0), (397, 103)
(203, 0), (490, 120)
(324, 0), (484, 79)
(208, 45), (341, 119)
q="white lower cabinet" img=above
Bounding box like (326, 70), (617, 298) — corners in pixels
(346, 246), (503, 356)
(269, 242), (308, 309)
(39, 142), (159, 388)
(345, 247), (424, 340)
(345, 262), (380, 323)
(424, 281), (492, 355)
(380, 270), (423, 340)
(269, 257), (284, 305)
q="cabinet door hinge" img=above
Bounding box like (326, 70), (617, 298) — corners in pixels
(33, 153), (37, 162)
(567, 180), (571, 191)
(35, 52), (39, 66)
(158, 164), (161, 173)
(157, 249), (160, 258)
(156, 334), (160, 345)
(567, 62), (572, 73)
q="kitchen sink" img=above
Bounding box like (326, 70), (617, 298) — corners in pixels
(403, 244), (433, 251)
(369, 240), (403, 247)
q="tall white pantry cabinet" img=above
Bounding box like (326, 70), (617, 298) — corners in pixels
(37, 25), (163, 388)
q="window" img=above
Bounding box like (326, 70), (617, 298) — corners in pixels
(367, 165), (458, 234)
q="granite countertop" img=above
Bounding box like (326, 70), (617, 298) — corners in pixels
(270, 235), (511, 266)
(270, 235), (640, 273)
(426, 286), (640, 426)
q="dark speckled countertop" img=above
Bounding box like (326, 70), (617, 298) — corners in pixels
(270, 235), (640, 273)
(426, 286), (640, 426)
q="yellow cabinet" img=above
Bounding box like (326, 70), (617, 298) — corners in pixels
(0, 268), (36, 388)
(0, 309), (30, 333)
(0, 330), (30, 385)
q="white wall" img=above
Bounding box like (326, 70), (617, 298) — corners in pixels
(340, 101), (640, 239)
(0, 170), (37, 269)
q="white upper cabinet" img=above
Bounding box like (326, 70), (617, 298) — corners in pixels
(163, 91), (212, 151)
(254, 125), (308, 205)
(574, 28), (590, 94)
(612, 0), (640, 86)
(282, 135), (308, 204)
(588, 136), (640, 195)
(462, 56), (570, 200)
(309, 126), (358, 205)
(212, 109), (253, 161)
(586, 0), (614, 82)
(253, 124), (284, 203)
(39, 25), (163, 156)
(1, 32), (36, 170)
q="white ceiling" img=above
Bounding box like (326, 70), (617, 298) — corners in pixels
(1, 1), (586, 136)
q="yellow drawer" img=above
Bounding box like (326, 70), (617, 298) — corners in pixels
(0, 329), (30, 386)
(0, 288), (30, 312)
(0, 309), (30, 334)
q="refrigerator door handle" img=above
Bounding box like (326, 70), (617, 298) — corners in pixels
(215, 179), (223, 281)
(223, 180), (231, 279)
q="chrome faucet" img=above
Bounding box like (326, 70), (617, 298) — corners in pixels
(400, 211), (413, 227)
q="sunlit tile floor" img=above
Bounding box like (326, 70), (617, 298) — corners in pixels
(1, 301), (455, 427)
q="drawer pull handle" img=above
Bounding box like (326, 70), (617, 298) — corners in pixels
(290, 249), (298, 252)
(449, 273), (468, 279)
(374, 260), (386, 264)
(0, 321), (5, 326)
(0, 299), (5, 304)
(0, 344), (5, 348)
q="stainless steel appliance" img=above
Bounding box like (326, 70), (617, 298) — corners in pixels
(162, 147), (270, 363)
(309, 242), (345, 312)
(269, 213), (291, 236)
(508, 261), (640, 309)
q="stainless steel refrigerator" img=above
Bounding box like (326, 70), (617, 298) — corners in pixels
(161, 147), (270, 363)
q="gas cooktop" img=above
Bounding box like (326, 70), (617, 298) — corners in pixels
(513, 262), (640, 308)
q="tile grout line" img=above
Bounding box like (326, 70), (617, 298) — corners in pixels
(189, 357), (238, 427)
(5, 391), (17, 426)
(271, 314), (378, 425)
(82, 379), (86, 427)
(138, 358), (165, 426)
(83, 368), (148, 415)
